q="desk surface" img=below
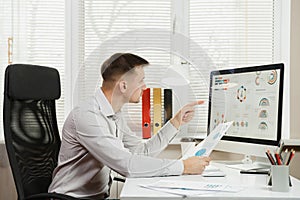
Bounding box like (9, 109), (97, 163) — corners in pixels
(120, 162), (300, 200)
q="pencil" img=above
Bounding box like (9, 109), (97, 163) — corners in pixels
(266, 149), (276, 165)
(282, 149), (289, 165)
(286, 149), (295, 165)
(275, 153), (282, 165)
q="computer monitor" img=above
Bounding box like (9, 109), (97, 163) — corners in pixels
(208, 63), (284, 163)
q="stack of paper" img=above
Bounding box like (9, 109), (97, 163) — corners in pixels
(140, 180), (244, 197)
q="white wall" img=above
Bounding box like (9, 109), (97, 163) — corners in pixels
(290, 0), (300, 139)
(289, 0), (300, 179)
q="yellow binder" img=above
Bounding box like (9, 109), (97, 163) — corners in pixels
(153, 88), (162, 134)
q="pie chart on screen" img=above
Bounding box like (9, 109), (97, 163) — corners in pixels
(195, 148), (206, 156)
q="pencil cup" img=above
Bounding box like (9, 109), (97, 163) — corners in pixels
(271, 165), (290, 192)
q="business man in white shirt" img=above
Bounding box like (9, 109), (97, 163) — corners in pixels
(49, 53), (210, 199)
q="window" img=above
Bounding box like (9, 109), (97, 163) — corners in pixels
(0, 0), (65, 141)
(70, 0), (283, 138)
(0, 0), (285, 141)
(188, 0), (283, 136)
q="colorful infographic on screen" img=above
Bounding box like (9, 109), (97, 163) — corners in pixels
(210, 69), (281, 141)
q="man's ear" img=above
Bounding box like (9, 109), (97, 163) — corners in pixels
(119, 80), (127, 93)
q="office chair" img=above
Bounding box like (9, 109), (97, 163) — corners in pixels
(3, 64), (77, 200)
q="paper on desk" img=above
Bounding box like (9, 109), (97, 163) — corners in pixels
(200, 164), (226, 177)
(140, 180), (244, 193)
(182, 121), (233, 159)
(140, 185), (215, 197)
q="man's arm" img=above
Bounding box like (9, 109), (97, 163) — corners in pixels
(122, 100), (205, 157)
(74, 105), (210, 177)
(74, 107), (184, 178)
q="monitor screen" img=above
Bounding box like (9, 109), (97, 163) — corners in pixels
(208, 63), (284, 149)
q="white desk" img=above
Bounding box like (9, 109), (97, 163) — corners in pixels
(120, 162), (300, 199)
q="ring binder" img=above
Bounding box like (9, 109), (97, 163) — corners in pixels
(142, 88), (151, 139)
(153, 88), (162, 134)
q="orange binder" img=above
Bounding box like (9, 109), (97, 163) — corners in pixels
(142, 88), (151, 138)
(153, 88), (162, 134)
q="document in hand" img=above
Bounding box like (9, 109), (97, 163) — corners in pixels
(182, 121), (233, 159)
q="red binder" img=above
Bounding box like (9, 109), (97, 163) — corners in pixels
(142, 88), (151, 139)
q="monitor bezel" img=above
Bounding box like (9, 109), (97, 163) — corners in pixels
(207, 63), (284, 146)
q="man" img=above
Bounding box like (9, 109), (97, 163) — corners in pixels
(49, 53), (210, 199)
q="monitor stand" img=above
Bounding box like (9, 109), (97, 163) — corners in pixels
(216, 154), (271, 171)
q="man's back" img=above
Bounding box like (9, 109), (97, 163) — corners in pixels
(49, 95), (111, 199)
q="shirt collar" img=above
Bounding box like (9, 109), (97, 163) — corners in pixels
(95, 88), (115, 117)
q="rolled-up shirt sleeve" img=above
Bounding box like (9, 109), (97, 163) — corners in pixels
(74, 106), (183, 178)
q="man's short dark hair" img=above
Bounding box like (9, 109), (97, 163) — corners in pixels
(101, 53), (149, 82)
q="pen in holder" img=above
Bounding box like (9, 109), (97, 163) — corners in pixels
(268, 165), (292, 192)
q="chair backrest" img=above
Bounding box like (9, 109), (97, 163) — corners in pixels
(3, 64), (61, 200)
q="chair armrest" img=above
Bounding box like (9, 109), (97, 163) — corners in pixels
(25, 192), (78, 200)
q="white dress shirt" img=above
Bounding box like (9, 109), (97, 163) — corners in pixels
(48, 89), (184, 199)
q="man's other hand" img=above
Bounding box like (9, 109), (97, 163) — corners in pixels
(183, 156), (210, 175)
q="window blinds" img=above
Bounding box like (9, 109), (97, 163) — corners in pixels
(0, 0), (283, 142)
(6, 0), (65, 132)
(188, 0), (281, 135)
(74, 0), (281, 137)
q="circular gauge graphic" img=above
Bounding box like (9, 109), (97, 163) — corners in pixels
(259, 98), (270, 106)
(237, 85), (247, 102)
(259, 110), (268, 118)
(255, 76), (260, 86)
(255, 71), (261, 86)
(258, 122), (268, 130)
(268, 70), (277, 85)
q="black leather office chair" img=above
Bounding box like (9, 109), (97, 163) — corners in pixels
(3, 64), (77, 200)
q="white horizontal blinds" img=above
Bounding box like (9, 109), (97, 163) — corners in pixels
(79, 0), (171, 134)
(187, 64), (211, 135)
(0, 1), (12, 141)
(189, 0), (278, 134)
(190, 0), (276, 67)
(11, 0), (65, 131)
